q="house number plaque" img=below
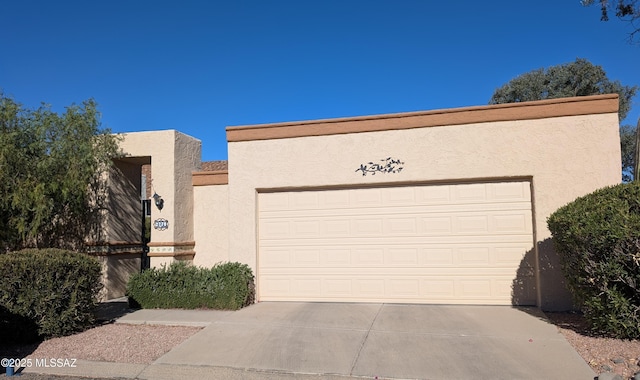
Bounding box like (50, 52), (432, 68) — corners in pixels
(153, 218), (169, 231)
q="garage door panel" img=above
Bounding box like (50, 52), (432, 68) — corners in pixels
(492, 213), (530, 233)
(383, 186), (417, 204)
(457, 215), (489, 233)
(260, 209), (532, 239)
(260, 248), (291, 266)
(326, 279), (353, 295)
(260, 267), (526, 278)
(260, 220), (291, 238)
(388, 217), (418, 234)
(459, 247), (490, 265)
(325, 219), (351, 235)
(293, 249), (321, 265)
(422, 216), (453, 234)
(259, 274), (523, 304)
(454, 183), (488, 201)
(350, 188), (383, 206)
(459, 279), (493, 297)
(417, 185), (452, 204)
(389, 278), (420, 296)
(260, 182), (531, 212)
(258, 181), (534, 305)
(423, 279), (456, 298)
(494, 245), (531, 265)
(260, 192), (290, 211)
(293, 220), (321, 237)
(296, 278), (322, 295)
(260, 238), (534, 249)
(353, 218), (384, 235)
(259, 201), (532, 219)
(491, 181), (530, 200)
(262, 278), (290, 295)
(422, 248), (454, 265)
(354, 248), (385, 265)
(291, 191), (320, 209)
(260, 243), (532, 268)
(321, 190), (350, 207)
(325, 249), (351, 265)
(387, 248), (419, 265)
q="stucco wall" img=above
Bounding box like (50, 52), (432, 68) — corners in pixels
(226, 96), (621, 310)
(104, 159), (143, 243)
(118, 131), (176, 243)
(193, 183), (230, 268)
(173, 131), (202, 243)
(96, 253), (141, 300)
(117, 130), (201, 266)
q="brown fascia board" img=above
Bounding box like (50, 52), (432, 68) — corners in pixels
(192, 170), (229, 186)
(225, 94), (620, 142)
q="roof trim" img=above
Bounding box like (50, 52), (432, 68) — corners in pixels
(226, 94), (619, 142)
(192, 170), (228, 186)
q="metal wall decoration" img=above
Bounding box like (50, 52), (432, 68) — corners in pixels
(356, 157), (404, 176)
(153, 218), (169, 231)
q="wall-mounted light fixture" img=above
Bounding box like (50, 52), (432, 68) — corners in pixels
(152, 192), (164, 211)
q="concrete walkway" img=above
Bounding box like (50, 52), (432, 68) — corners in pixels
(24, 302), (596, 379)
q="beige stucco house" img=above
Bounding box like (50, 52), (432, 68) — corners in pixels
(97, 94), (621, 311)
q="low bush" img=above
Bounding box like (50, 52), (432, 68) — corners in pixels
(0, 248), (102, 343)
(547, 182), (640, 339)
(126, 261), (254, 310)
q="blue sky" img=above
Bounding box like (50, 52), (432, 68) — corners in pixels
(1, 1), (639, 161)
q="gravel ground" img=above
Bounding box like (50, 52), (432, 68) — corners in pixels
(1, 323), (202, 364)
(4, 375), (121, 380)
(1, 323), (201, 380)
(545, 312), (640, 379)
(2, 311), (640, 380)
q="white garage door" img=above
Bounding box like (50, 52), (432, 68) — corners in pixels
(258, 181), (534, 305)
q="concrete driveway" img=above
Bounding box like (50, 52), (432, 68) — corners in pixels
(153, 302), (594, 379)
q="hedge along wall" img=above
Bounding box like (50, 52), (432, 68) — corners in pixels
(548, 182), (640, 338)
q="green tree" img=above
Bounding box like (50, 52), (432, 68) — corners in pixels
(581, 0), (640, 43)
(620, 124), (637, 180)
(490, 58), (638, 181)
(0, 92), (121, 252)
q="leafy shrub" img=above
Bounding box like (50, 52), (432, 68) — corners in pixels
(547, 182), (640, 338)
(126, 261), (254, 310)
(0, 248), (102, 342)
